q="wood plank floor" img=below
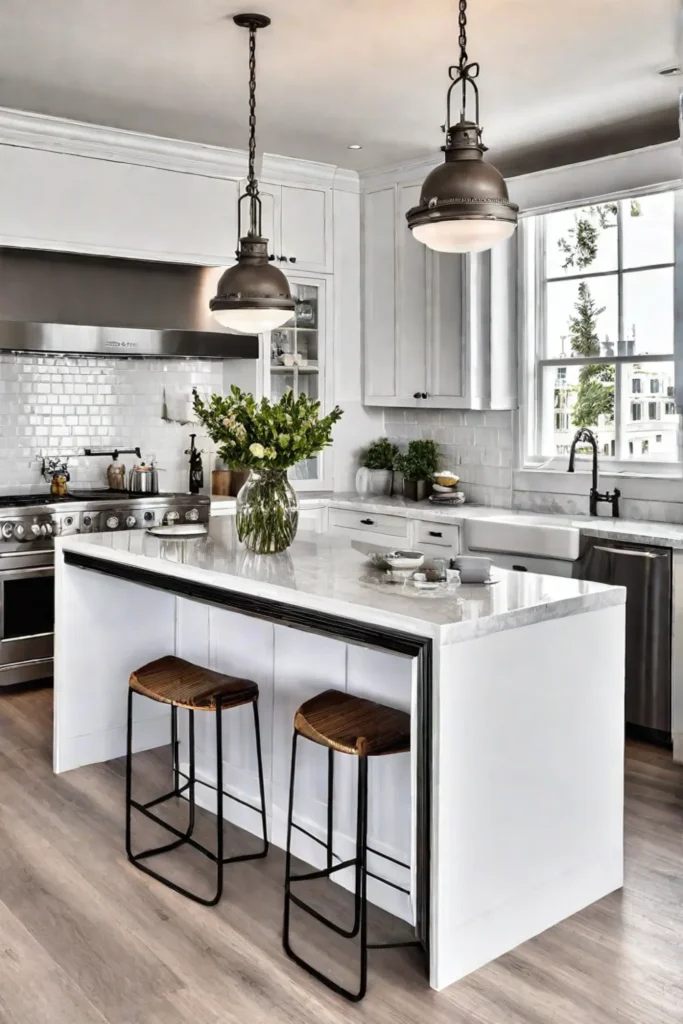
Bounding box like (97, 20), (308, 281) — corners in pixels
(1, 683), (682, 1023)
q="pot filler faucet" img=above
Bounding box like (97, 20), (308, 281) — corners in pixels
(567, 428), (620, 518)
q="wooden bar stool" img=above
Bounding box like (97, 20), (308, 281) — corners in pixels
(283, 688), (420, 1002)
(126, 655), (268, 906)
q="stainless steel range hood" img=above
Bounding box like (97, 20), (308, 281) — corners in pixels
(0, 247), (259, 358)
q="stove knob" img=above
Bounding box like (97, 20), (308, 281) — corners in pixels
(64, 516), (74, 528)
(185, 509), (200, 522)
(83, 515), (92, 528)
(44, 523), (53, 536)
(1, 522), (13, 540)
(31, 524), (41, 536)
(13, 523), (25, 539)
(143, 511), (154, 523)
(165, 512), (180, 525)
(125, 516), (136, 529)
(106, 516), (119, 530)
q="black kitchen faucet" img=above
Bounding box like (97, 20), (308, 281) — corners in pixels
(567, 428), (620, 518)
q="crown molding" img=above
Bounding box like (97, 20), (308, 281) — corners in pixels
(0, 107), (249, 180)
(261, 152), (340, 188)
(359, 152), (440, 192)
(332, 167), (360, 193)
(508, 140), (681, 214)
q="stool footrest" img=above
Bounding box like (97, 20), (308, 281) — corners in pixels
(288, 857), (355, 884)
(286, 891), (361, 940)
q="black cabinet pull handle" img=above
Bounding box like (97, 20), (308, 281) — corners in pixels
(429, 531), (443, 538)
(413, 392), (422, 399)
(422, 392), (428, 399)
(360, 518), (374, 525)
(512, 564), (528, 572)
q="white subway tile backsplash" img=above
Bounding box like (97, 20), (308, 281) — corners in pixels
(386, 407), (515, 508)
(0, 352), (226, 492)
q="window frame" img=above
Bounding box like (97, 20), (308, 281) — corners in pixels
(521, 182), (683, 474)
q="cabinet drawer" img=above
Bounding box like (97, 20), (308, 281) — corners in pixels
(413, 520), (460, 551)
(328, 507), (409, 540)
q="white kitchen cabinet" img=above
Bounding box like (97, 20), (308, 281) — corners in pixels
(0, 143), (238, 264)
(361, 175), (516, 410)
(258, 181), (332, 274)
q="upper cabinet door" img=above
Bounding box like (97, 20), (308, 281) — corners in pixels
(396, 183), (427, 400)
(363, 186), (398, 402)
(279, 185), (332, 273)
(0, 144), (238, 263)
(427, 251), (465, 401)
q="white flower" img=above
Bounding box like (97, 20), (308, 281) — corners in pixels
(249, 443), (265, 458)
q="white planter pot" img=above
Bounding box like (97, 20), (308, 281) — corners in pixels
(355, 467), (393, 496)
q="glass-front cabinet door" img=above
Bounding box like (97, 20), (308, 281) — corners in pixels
(265, 277), (330, 489)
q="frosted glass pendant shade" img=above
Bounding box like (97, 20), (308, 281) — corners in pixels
(412, 218), (516, 254)
(211, 306), (293, 333)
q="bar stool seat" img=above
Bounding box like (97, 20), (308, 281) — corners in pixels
(130, 655), (258, 711)
(295, 689), (410, 756)
(284, 687), (418, 1002)
(126, 655), (268, 907)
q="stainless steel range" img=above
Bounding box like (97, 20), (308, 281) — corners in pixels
(0, 491), (210, 686)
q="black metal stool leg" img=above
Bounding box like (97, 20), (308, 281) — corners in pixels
(253, 701), (270, 856)
(211, 698), (224, 907)
(127, 693), (270, 906)
(282, 732), (370, 1001)
(326, 747), (334, 872)
(171, 705), (180, 796)
(125, 687), (134, 859)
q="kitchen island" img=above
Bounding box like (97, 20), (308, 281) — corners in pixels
(54, 519), (626, 992)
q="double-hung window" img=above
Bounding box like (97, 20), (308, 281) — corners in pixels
(523, 188), (679, 466)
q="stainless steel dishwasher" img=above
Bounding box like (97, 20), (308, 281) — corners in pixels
(574, 537), (672, 746)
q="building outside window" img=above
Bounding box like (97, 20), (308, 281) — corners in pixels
(524, 188), (679, 465)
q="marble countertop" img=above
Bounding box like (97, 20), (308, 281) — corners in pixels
(58, 518), (624, 646)
(211, 490), (683, 550)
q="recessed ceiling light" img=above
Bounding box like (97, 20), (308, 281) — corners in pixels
(658, 64), (682, 76)
(347, 144), (363, 150)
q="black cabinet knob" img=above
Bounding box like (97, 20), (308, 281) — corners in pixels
(413, 392), (422, 399)
(422, 392), (429, 399)
(289, 256), (297, 263)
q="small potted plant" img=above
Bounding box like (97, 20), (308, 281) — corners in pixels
(395, 440), (439, 501)
(356, 437), (399, 496)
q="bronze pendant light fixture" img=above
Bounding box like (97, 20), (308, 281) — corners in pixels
(210, 14), (295, 333)
(406, 0), (518, 253)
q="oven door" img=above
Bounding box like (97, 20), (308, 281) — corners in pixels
(0, 562), (54, 667)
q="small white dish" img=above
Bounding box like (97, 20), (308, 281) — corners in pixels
(413, 578), (439, 590)
(385, 550), (425, 570)
(147, 524), (208, 538)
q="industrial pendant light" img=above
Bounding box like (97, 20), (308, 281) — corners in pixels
(210, 14), (294, 333)
(406, 0), (518, 254)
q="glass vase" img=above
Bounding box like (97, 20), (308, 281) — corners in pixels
(236, 469), (299, 554)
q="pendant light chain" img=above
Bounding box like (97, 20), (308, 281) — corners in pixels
(457, 0), (468, 69)
(246, 25), (258, 198)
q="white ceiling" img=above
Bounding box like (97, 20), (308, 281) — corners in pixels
(0, 0), (680, 172)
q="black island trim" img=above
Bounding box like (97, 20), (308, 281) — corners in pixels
(63, 549), (433, 960)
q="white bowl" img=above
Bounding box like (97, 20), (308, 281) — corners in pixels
(385, 550), (425, 570)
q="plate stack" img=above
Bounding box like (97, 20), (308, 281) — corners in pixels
(429, 471), (465, 506)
